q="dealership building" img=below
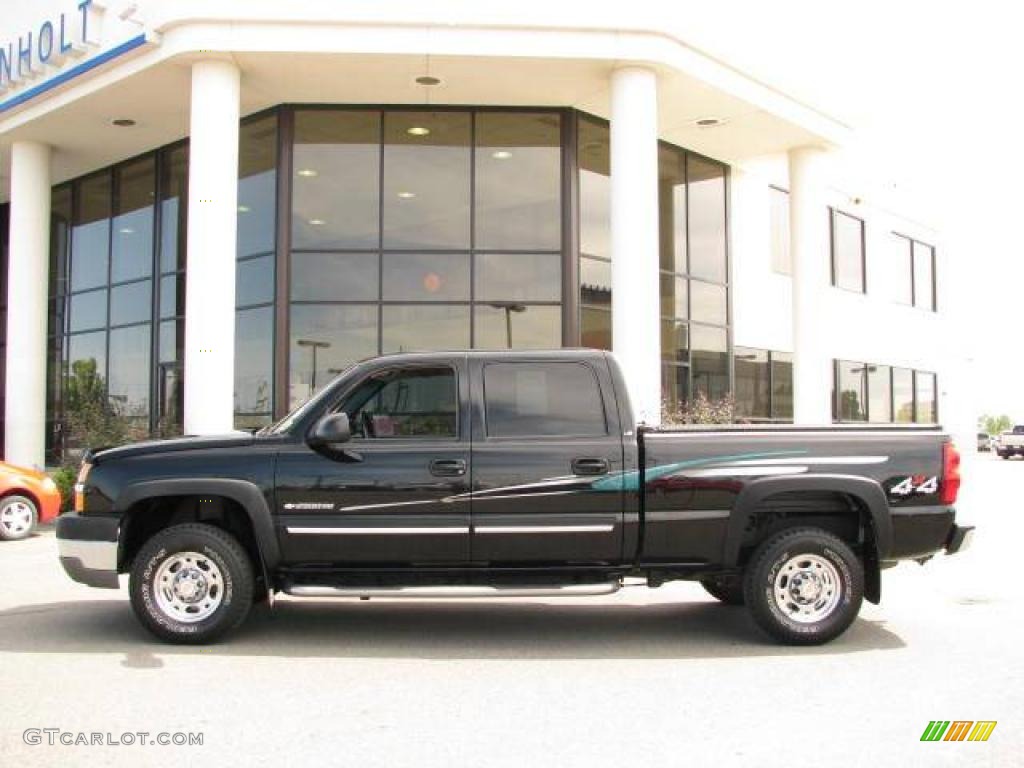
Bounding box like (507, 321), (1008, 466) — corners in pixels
(0, 2), (952, 468)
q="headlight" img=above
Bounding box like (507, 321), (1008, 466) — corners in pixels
(41, 476), (57, 492)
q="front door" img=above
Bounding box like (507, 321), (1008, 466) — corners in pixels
(275, 359), (472, 565)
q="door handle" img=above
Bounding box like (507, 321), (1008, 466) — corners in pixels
(430, 458), (467, 477)
(572, 457), (610, 476)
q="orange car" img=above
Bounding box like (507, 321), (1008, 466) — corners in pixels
(0, 462), (62, 541)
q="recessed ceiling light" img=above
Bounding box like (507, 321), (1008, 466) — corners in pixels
(406, 126), (431, 137)
(237, 205), (250, 213)
(308, 218), (326, 226)
(415, 75), (442, 86)
(695, 117), (724, 127)
(492, 150), (513, 160)
(297, 168), (318, 178)
(111, 118), (136, 127)
(397, 191), (416, 199)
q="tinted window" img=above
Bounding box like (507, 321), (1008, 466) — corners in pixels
(484, 362), (606, 437)
(344, 367), (457, 439)
(836, 360), (867, 422)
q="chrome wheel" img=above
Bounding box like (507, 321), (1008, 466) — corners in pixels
(1, 498), (35, 538)
(773, 553), (841, 623)
(153, 551), (225, 623)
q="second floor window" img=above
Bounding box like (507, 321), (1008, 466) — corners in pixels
(830, 209), (866, 293)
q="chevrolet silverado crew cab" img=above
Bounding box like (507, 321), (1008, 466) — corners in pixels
(57, 350), (972, 645)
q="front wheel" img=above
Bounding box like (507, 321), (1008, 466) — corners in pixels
(743, 527), (863, 645)
(129, 523), (254, 644)
(0, 495), (39, 541)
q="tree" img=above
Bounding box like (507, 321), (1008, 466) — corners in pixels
(979, 414), (1013, 436)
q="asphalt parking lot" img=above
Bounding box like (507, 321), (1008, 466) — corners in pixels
(0, 452), (1020, 767)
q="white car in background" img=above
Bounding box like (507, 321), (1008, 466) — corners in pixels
(995, 426), (1024, 459)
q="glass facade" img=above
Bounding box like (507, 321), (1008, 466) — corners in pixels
(834, 359), (937, 424)
(735, 347), (793, 422)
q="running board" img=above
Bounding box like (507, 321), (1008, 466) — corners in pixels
(282, 582), (621, 599)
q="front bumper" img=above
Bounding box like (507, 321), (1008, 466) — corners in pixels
(56, 513), (121, 589)
(945, 524), (975, 555)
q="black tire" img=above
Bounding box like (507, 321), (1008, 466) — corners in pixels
(700, 575), (745, 605)
(999, 452), (1009, 460)
(743, 527), (863, 645)
(0, 494), (39, 541)
(129, 523), (254, 644)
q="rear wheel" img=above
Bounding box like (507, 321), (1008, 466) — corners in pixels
(129, 523), (254, 644)
(700, 575), (745, 605)
(0, 495), (38, 541)
(743, 527), (863, 645)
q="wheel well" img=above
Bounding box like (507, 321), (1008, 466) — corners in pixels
(119, 495), (265, 586)
(1, 488), (40, 513)
(737, 490), (873, 566)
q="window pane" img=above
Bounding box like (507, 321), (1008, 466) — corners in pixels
(346, 367), (457, 439)
(581, 307), (611, 351)
(382, 111), (470, 249)
(110, 280), (152, 326)
(159, 144), (188, 274)
(915, 371), (937, 423)
(111, 157), (154, 283)
(69, 289), (107, 332)
(578, 116), (610, 261)
(66, 331), (108, 451)
(50, 185), (72, 298)
(770, 187), (791, 275)
(868, 364), (892, 423)
(660, 273), (687, 320)
(159, 274), (185, 319)
(156, 360), (184, 438)
(234, 305), (274, 429)
(292, 110), (380, 250)
(289, 304), (379, 409)
(660, 318), (688, 363)
(771, 351), (793, 420)
(832, 210), (865, 292)
(690, 280), (727, 325)
(291, 252), (378, 302)
(475, 253), (560, 302)
(893, 367), (914, 423)
(687, 157), (727, 282)
(836, 360), (868, 422)
(158, 318), (183, 365)
(913, 242), (935, 311)
(889, 235), (913, 305)
(236, 255), (274, 307)
(474, 305), (561, 349)
(735, 347), (770, 420)
(108, 324), (151, 440)
(658, 145), (686, 274)
(662, 363), (689, 410)
(475, 112), (561, 250)
(690, 324), (728, 400)
(483, 362), (606, 437)
(237, 117), (278, 258)
(71, 173), (111, 291)
(381, 253), (469, 301)
(382, 305), (470, 353)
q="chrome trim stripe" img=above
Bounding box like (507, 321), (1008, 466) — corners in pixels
(474, 524), (614, 534)
(57, 539), (118, 571)
(285, 526), (470, 535)
(285, 583), (621, 598)
(727, 456), (888, 466)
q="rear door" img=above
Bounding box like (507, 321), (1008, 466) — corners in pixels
(468, 356), (625, 565)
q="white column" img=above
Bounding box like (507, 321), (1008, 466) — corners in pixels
(610, 66), (661, 426)
(788, 146), (832, 425)
(184, 60), (240, 435)
(4, 142), (51, 468)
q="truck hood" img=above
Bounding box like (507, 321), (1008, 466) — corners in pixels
(91, 433), (256, 463)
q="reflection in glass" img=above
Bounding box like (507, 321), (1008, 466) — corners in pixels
(291, 252), (379, 302)
(690, 281), (727, 325)
(580, 255), (611, 350)
(158, 318), (183, 364)
(382, 305), (470, 353)
(237, 116), (278, 258)
(913, 242), (935, 311)
(578, 116), (610, 261)
(110, 281), (152, 326)
(662, 364), (689, 410)
(772, 352), (793, 420)
(832, 210), (865, 292)
(65, 330), (109, 452)
(735, 347), (770, 420)
(50, 185), (72, 298)
(691, 324), (728, 400)
(658, 144), (686, 274)
(111, 157), (155, 283)
(474, 305), (561, 349)
(159, 145), (188, 274)
(71, 173), (111, 292)
(383, 111), (471, 250)
(581, 307), (611, 351)
(687, 157), (727, 283)
(288, 304), (379, 408)
(868, 365), (892, 423)
(915, 371), (937, 423)
(660, 318), (688, 363)
(69, 290), (107, 332)
(475, 253), (560, 302)
(660, 274), (687, 320)
(475, 112), (561, 251)
(159, 274), (185, 319)
(108, 324), (151, 440)
(236, 255), (274, 307)
(382, 253), (470, 301)
(836, 360), (868, 422)
(893, 367), (914, 423)
(292, 110), (380, 250)
(234, 305), (274, 429)
(483, 362), (607, 437)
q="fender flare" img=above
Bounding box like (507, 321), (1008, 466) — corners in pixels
(114, 478), (281, 575)
(722, 473), (893, 567)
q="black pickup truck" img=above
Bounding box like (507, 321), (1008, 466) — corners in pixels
(57, 349), (972, 645)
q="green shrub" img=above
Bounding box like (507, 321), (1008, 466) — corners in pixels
(49, 465), (77, 514)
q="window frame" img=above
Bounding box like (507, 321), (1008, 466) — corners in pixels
(829, 208), (867, 294)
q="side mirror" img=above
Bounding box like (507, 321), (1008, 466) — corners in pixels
(309, 412), (351, 446)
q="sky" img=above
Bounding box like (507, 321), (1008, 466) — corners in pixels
(650, 0), (1022, 423)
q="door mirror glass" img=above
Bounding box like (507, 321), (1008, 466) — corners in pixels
(310, 412), (352, 446)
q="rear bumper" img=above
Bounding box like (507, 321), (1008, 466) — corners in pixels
(56, 513), (120, 589)
(945, 524), (975, 555)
